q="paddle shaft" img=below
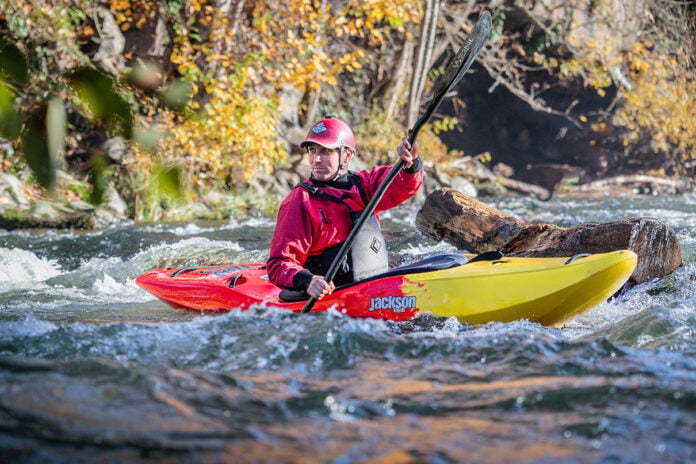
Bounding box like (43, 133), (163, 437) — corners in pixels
(302, 12), (491, 313)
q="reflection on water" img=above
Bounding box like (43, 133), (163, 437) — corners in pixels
(0, 194), (695, 462)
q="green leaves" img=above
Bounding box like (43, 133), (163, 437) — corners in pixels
(0, 37), (136, 199)
(160, 79), (193, 112)
(68, 68), (133, 139)
(0, 40), (27, 140)
(1, 40), (57, 194)
(0, 82), (22, 140)
(22, 105), (57, 194)
(46, 97), (66, 164)
(0, 39), (29, 87)
(154, 165), (183, 202)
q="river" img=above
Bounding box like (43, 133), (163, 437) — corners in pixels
(0, 194), (694, 463)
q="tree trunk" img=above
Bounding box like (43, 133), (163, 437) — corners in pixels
(415, 188), (525, 252)
(385, 41), (414, 121)
(407, 0), (440, 126)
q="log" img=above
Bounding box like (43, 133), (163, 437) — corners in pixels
(415, 188), (525, 252)
(573, 174), (695, 196)
(416, 188), (683, 285)
(499, 177), (551, 200)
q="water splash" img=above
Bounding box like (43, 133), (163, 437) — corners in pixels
(0, 247), (61, 289)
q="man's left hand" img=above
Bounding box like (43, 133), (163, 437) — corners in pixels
(396, 137), (419, 168)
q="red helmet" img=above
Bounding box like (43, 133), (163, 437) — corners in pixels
(301, 117), (355, 151)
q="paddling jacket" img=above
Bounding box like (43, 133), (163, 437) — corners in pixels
(267, 161), (423, 291)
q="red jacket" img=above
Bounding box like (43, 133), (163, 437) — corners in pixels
(267, 165), (423, 289)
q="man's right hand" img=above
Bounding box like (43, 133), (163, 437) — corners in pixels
(307, 275), (335, 299)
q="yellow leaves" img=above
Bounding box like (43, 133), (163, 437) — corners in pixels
(629, 52), (649, 73)
(150, 77), (288, 190)
(127, 0), (427, 199)
(563, 27), (692, 165)
(109, 0), (157, 32)
(613, 44), (696, 162)
(334, 0), (420, 43)
(431, 116), (458, 135)
(193, 0), (419, 94)
(357, 108), (454, 167)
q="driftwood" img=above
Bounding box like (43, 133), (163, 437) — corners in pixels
(499, 177), (551, 200)
(441, 158), (552, 199)
(416, 188), (683, 285)
(572, 175), (695, 196)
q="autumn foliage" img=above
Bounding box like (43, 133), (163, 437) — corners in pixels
(0, 0), (694, 220)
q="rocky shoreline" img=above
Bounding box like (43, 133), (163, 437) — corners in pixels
(1, 154), (694, 231)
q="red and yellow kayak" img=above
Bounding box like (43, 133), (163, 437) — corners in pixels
(136, 250), (637, 326)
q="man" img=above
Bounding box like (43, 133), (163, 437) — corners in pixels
(267, 116), (423, 300)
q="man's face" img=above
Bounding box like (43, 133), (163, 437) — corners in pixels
(307, 144), (342, 181)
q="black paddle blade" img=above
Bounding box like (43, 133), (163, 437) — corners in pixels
(409, 10), (492, 145)
(434, 11), (492, 96)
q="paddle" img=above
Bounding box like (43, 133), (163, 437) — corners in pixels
(302, 11), (492, 313)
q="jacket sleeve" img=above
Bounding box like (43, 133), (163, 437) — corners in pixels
(266, 191), (315, 289)
(363, 159), (423, 212)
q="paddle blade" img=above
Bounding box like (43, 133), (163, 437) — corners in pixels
(434, 11), (492, 96)
(409, 11), (492, 145)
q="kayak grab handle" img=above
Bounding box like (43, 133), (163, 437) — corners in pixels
(171, 267), (197, 277)
(565, 253), (592, 265)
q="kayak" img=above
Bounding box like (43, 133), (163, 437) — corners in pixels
(136, 249), (637, 326)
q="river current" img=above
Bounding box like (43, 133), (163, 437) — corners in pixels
(0, 194), (694, 463)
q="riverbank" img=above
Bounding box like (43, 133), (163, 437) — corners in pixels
(2, 154), (695, 231)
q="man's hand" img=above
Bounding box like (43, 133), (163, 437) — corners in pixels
(307, 275), (335, 299)
(396, 135), (419, 168)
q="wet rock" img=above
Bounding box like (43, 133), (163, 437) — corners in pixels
(416, 188), (683, 285)
(430, 165), (477, 198)
(160, 201), (213, 221)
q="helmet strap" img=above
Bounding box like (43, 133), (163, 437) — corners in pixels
(337, 146), (346, 171)
(327, 146), (346, 182)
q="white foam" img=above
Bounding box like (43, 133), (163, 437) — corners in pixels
(92, 273), (148, 300)
(0, 247), (61, 289)
(396, 242), (458, 258)
(226, 216), (275, 229)
(169, 223), (215, 235)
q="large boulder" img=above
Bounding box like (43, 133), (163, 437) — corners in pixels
(416, 188), (683, 285)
